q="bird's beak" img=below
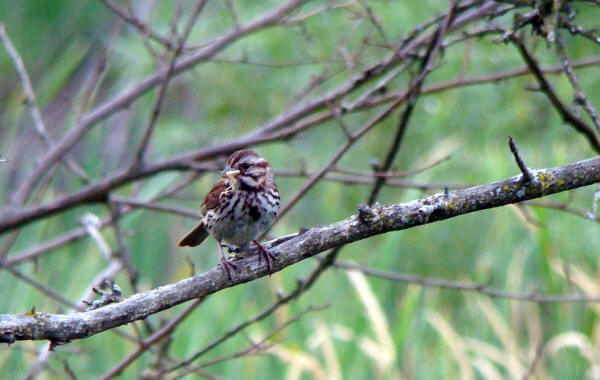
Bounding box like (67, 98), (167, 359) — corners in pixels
(221, 167), (240, 178)
(222, 168), (240, 183)
(222, 168), (240, 189)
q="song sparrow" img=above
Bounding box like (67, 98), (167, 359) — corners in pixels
(179, 150), (280, 279)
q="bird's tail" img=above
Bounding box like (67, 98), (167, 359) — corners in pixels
(178, 223), (209, 247)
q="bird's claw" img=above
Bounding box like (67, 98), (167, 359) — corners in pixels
(220, 257), (239, 280)
(253, 240), (276, 276)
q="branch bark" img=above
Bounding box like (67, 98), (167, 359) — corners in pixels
(2, 155), (600, 344)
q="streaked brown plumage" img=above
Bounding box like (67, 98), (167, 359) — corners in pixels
(179, 150), (280, 278)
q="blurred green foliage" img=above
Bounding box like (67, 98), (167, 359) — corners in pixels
(1, 0), (600, 379)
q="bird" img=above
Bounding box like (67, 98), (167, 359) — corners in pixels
(179, 150), (280, 279)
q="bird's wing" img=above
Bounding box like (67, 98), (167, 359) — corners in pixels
(201, 178), (229, 213)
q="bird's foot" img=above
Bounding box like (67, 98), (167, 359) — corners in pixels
(253, 240), (276, 275)
(221, 243), (240, 254)
(220, 256), (239, 280)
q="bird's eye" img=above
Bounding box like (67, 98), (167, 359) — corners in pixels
(240, 162), (250, 170)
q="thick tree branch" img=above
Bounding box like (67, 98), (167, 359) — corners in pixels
(1, 155), (600, 344)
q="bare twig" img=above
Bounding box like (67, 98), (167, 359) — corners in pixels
(8, 0), (308, 208)
(526, 199), (600, 223)
(512, 36), (600, 153)
(332, 154), (451, 178)
(0, 261), (80, 309)
(107, 204), (139, 292)
(334, 261), (600, 303)
(4, 174), (199, 266)
(508, 136), (532, 182)
(132, 0), (207, 166)
(282, 1), (356, 25)
(0, 23), (89, 182)
(368, 55), (600, 108)
(368, 3), (456, 204)
(74, 19), (124, 124)
(5, 49), (599, 236)
(110, 196), (203, 219)
(100, 0), (175, 49)
(563, 19), (600, 46)
(174, 305), (326, 377)
(96, 298), (203, 380)
(555, 32), (600, 133)
(0, 4), (509, 230)
(358, 0), (390, 48)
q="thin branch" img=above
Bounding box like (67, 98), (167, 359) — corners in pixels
(555, 32), (600, 133)
(512, 36), (600, 153)
(526, 199), (600, 223)
(331, 155), (451, 178)
(132, 0), (207, 166)
(368, 2), (456, 204)
(334, 261), (600, 303)
(8, 0), (307, 208)
(0, 262), (80, 309)
(161, 245), (341, 375)
(0, 24), (49, 145)
(100, 0), (175, 49)
(0, 3), (506, 226)
(210, 55), (339, 68)
(358, 0), (390, 48)
(110, 196), (203, 219)
(0, 23), (89, 182)
(367, 55), (600, 107)
(74, 18), (124, 124)
(563, 19), (600, 46)
(107, 204), (139, 292)
(2, 155), (600, 344)
(5, 48), (598, 235)
(4, 174), (199, 266)
(508, 136), (532, 182)
(282, 1), (356, 25)
(176, 305), (326, 377)
(96, 298), (203, 380)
